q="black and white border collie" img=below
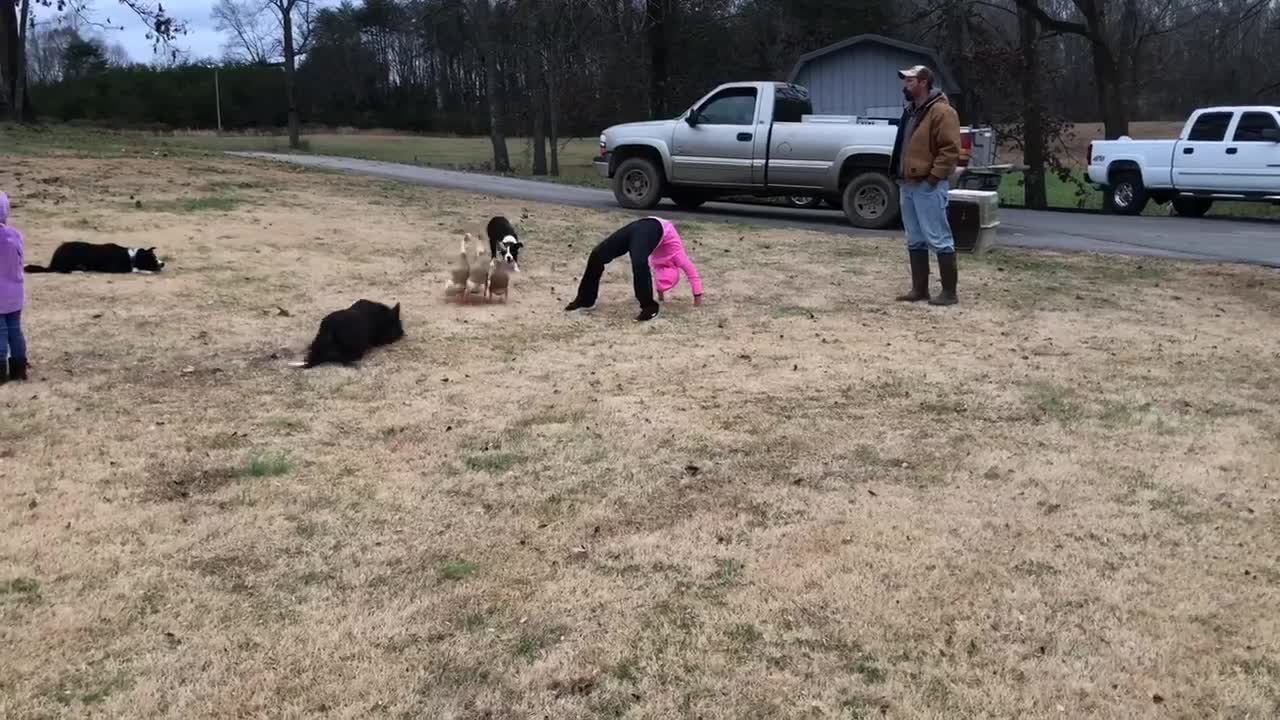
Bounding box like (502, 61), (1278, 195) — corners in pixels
(485, 216), (523, 272)
(25, 241), (165, 274)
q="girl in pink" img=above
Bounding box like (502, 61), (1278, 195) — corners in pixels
(0, 191), (28, 383)
(564, 216), (702, 321)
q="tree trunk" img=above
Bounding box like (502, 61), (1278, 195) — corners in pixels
(1092, 50), (1128, 139)
(547, 57), (560, 176)
(529, 48), (547, 175)
(477, 0), (510, 172)
(282, 2), (301, 149)
(646, 0), (666, 118)
(14, 0), (29, 120)
(1, 0), (18, 120)
(1018, 6), (1047, 209)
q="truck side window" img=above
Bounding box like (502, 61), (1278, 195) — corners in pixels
(696, 89), (757, 125)
(1232, 112), (1280, 142)
(773, 85), (813, 123)
(1187, 112), (1233, 141)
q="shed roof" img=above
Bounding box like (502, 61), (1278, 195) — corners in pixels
(787, 33), (961, 94)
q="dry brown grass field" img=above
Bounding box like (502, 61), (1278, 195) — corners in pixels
(1, 144), (1279, 719)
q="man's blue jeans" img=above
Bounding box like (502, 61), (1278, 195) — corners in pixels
(899, 179), (955, 254)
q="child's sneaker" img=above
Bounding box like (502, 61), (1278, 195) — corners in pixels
(8, 358), (26, 381)
(635, 306), (660, 322)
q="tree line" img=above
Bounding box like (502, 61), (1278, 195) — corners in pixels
(3, 0), (1279, 205)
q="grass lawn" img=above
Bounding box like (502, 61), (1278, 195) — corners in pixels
(2, 129), (1280, 717)
(997, 169), (1280, 220)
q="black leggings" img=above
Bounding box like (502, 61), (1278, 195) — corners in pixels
(572, 218), (662, 311)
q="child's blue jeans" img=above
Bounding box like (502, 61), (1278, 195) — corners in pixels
(1, 310), (27, 360)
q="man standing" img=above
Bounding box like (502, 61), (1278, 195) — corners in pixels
(888, 64), (962, 306)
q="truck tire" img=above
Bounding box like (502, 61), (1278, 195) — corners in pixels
(669, 189), (708, 211)
(842, 172), (899, 230)
(1104, 172), (1148, 215)
(613, 157), (664, 210)
(1172, 197), (1212, 218)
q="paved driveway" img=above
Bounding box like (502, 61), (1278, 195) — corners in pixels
(229, 152), (1280, 268)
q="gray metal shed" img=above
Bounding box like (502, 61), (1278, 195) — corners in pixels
(787, 34), (962, 119)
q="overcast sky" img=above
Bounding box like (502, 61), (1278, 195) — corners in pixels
(33, 0), (241, 64)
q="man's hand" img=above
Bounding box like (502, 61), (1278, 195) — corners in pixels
(693, 294), (703, 306)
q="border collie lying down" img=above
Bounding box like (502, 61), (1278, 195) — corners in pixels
(24, 242), (165, 274)
(291, 299), (405, 368)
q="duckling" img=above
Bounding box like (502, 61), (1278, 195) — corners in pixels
(445, 233), (471, 301)
(465, 232), (490, 301)
(487, 255), (515, 303)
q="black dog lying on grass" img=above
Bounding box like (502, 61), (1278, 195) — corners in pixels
(24, 241), (165, 274)
(291, 299), (404, 368)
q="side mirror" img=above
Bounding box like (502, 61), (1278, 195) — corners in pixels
(685, 113), (698, 127)
(1261, 128), (1280, 142)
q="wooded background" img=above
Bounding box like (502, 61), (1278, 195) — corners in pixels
(3, 0), (1280, 202)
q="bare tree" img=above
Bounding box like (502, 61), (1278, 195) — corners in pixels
(471, 0), (510, 172)
(1009, 0), (1218, 138)
(261, 0), (313, 148)
(211, 0), (277, 65)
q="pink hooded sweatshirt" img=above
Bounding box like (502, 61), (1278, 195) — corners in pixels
(0, 191), (24, 315)
(646, 216), (703, 296)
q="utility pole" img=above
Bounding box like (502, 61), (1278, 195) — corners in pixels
(215, 69), (223, 132)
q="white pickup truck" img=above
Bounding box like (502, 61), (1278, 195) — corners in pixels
(593, 81), (1005, 229)
(1086, 106), (1280, 216)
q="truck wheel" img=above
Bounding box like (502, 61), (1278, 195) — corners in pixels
(1171, 197), (1212, 218)
(669, 189), (708, 211)
(1105, 172), (1149, 215)
(613, 157), (664, 209)
(842, 172), (899, 230)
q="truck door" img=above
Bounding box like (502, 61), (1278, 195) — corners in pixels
(671, 86), (758, 186)
(1174, 111), (1236, 191)
(1225, 111), (1280, 193)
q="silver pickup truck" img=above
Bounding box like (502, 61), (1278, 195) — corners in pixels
(593, 80), (1002, 229)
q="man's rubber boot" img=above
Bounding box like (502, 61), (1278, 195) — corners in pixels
(930, 253), (958, 306)
(896, 249), (931, 302)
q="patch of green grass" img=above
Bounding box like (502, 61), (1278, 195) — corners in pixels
(460, 609), (491, 632)
(853, 655), (887, 684)
(708, 558), (744, 587)
(725, 623), (764, 653)
(138, 194), (246, 213)
(266, 416), (307, 433)
(1027, 382), (1081, 424)
(769, 305), (819, 319)
(999, 169), (1280, 219)
(515, 625), (566, 661)
(612, 656), (641, 684)
(1015, 559), (1059, 577)
(439, 560), (478, 581)
(463, 449), (522, 473)
(0, 577), (41, 604)
(840, 694), (885, 719)
(45, 669), (132, 707)
(241, 449), (291, 477)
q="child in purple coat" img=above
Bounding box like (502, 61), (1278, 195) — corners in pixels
(0, 191), (29, 383)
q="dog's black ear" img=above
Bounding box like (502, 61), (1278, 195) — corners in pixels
(148, 247), (156, 252)
(392, 302), (401, 318)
